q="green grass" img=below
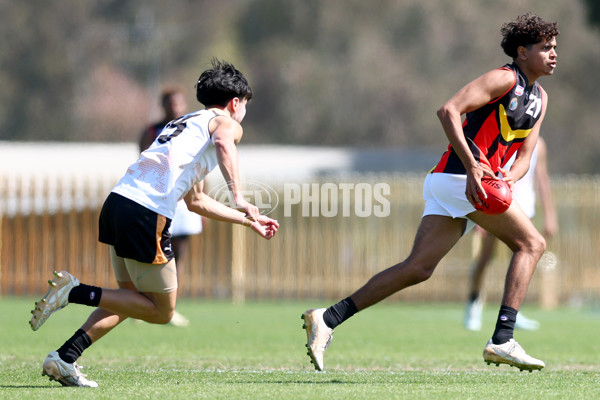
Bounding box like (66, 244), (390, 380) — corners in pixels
(1, 297), (599, 399)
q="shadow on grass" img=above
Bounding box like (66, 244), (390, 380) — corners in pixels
(0, 385), (64, 389)
(229, 379), (360, 385)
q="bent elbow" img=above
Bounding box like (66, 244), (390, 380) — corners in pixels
(436, 105), (450, 121)
(185, 195), (204, 216)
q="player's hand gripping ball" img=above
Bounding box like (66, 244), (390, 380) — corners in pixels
(474, 177), (512, 215)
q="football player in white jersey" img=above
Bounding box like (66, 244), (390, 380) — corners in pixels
(29, 59), (279, 387)
(138, 87), (203, 328)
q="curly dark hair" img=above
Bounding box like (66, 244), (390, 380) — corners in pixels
(501, 13), (559, 58)
(195, 58), (253, 107)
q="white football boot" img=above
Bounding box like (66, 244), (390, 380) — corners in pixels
(42, 351), (98, 387)
(302, 308), (334, 371)
(483, 338), (545, 372)
(464, 298), (483, 331)
(30, 270), (80, 331)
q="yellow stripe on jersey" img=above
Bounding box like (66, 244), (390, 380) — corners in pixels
(499, 104), (532, 142)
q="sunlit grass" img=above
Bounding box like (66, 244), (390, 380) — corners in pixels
(1, 297), (599, 399)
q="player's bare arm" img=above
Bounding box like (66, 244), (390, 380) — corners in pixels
(210, 114), (260, 219)
(437, 69), (516, 206)
(184, 181), (278, 239)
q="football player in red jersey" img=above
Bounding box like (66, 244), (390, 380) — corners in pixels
(302, 13), (558, 372)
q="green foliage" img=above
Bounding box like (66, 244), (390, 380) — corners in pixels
(2, 1), (600, 172)
(1, 297), (600, 399)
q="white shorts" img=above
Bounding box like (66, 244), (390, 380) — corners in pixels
(512, 183), (535, 219)
(422, 173), (476, 232)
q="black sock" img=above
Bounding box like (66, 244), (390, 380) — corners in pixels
(491, 305), (518, 344)
(68, 284), (102, 307)
(322, 297), (358, 329)
(57, 329), (92, 364)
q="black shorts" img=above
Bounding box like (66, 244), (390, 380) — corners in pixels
(99, 193), (174, 264)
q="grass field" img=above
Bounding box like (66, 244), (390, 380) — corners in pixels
(1, 297), (599, 399)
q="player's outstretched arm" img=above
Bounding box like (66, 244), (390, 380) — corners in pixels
(211, 116), (259, 219)
(248, 214), (279, 239)
(184, 182), (278, 239)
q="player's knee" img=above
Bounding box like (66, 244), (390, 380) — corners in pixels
(417, 267), (435, 283)
(145, 308), (174, 324)
(523, 232), (546, 259)
(531, 233), (546, 256)
(156, 309), (175, 324)
(154, 311), (174, 325)
(535, 235), (546, 258)
(409, 262), (436, 284)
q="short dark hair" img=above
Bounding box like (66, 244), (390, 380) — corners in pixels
(501, 13), (559, 58)
(195, 59), (253, 107)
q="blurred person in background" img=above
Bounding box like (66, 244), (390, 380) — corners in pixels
(29, 59), (279, 387)
(139, 87), (204, 328)
(464, 137), (558, 331)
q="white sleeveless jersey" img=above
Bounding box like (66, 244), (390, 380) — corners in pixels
(503, 144), (539, 218)
(112, 109), (219, 220)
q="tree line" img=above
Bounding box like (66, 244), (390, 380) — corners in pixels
(2, 0), (600, 173)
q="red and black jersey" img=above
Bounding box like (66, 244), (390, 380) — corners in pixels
(432, 63), (543, 175)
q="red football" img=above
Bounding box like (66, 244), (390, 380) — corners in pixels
(474, 177), (512, 215)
